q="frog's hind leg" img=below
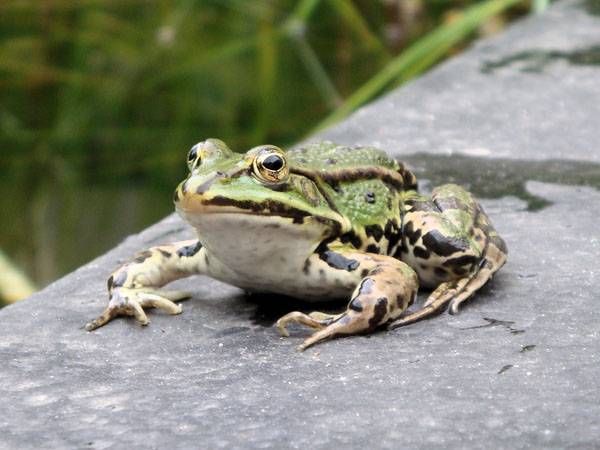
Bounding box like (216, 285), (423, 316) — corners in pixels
(389, 184), (507, 329)
(277, 252), (418, 351)
(388, 243), (506, 329)
(446, 233), (507, 314)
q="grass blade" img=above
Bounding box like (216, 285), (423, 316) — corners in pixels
(313, 0), (524, 132)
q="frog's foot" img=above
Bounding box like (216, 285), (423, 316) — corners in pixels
(388, 237), (507, 329)
(276, 311), (342, 337)
(278, 254), (418, 351)
(85, 287), (191, 331)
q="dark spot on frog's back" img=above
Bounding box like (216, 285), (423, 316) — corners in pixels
(366, 244), (380, 253)
(365, 191), (376, 203)
(319, 250), (359, 272)
(325, 158), (338, 165)
(403, 221), (421, 246)
(341, 231), (362, 249)
(413, 246), (430, 259)
(365, 224), (383, 242)
(383, 220), (395, 240)
(422, 230), (469, 257)
(177, 241), (203, 257)
(443, 254), (478, 268)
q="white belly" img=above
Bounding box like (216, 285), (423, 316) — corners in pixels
(187, 213), (347, 298)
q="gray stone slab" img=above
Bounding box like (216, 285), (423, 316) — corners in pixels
(320, 0), (600, 164)
(1, 1), (600, 448)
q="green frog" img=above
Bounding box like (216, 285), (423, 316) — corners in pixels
(85, 139), (507, 350)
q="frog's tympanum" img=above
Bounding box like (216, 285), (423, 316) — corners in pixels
(86, 140), (507, 350)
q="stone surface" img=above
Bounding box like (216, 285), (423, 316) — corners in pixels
(1, 1), (600, 448)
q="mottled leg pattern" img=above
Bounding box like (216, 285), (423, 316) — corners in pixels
(389, 184), (507, 329)
(85, 239), (207, 331)
(277, 252), (418, 351)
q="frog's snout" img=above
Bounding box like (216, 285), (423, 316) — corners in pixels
(176, 172), (218, 200)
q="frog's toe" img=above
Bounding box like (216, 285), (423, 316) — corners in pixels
(85, 288), (191, 331)
(296, 312), (369, 351)
(136, 289), (191, 314)
(84, 305), (122, 331)
(276, 311), (330, 337)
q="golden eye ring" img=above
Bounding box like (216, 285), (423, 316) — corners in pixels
(252, 146), (289, 183)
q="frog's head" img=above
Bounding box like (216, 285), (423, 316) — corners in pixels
(174, 139), (350, 266)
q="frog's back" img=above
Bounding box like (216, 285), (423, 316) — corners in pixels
(287, 141), (416, 254)
(287, 141), (400, 171)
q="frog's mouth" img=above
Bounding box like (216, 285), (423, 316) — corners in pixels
(204, 196), (316, 223)
(177, 194), (345, 233)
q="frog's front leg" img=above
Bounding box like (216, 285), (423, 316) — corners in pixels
(85, 239), (207, 331)
(277, 251), (418, 351)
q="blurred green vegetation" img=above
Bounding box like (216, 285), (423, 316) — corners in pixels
(0, 0), (535, 304)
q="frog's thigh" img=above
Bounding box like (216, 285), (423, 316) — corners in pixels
(391, 184), (507, 328)
(277, 252), (419, 351)
(85, 240), (208, 331)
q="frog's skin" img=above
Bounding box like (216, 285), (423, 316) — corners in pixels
(85, 139), (507, 350)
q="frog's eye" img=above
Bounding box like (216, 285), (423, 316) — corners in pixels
(187, 144), (201, 171)
(252, 146), (289, 183)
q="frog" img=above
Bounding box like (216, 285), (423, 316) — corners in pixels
(85, 139), (507, 351)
